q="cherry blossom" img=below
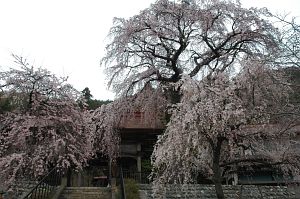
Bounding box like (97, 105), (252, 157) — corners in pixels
(0, 55), (93, 191)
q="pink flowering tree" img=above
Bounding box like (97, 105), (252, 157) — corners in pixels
(102, 0), (300, 198)
(151, 63), (299, 198)
(102, 0), (279, 100)
(0, 55), (93, 191)
(85, 101), (123, 160)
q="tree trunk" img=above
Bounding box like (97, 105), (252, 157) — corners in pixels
(213, 162), (225, 199)
(212, 138), (225, 199)
(164, 88), (182, 122)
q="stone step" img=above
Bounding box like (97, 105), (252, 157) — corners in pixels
(59, 187), (111, 199)
(63, 187), (110, 192)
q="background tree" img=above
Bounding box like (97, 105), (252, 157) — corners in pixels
(81, 87), (112, 110)
(0, 91), (15, 113)
(82, 87), (93, 101)
(102, 0), (300, 198)
(0, 55), (93, 192)
(270, 13), (300, 68)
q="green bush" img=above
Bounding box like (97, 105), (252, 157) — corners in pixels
(116, 179), (140, 199)
(141, 159), (152, 173)
(124, 179), (140, 199)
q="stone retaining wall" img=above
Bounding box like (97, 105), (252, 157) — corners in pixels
(139, 184), (297, 199)
(1, 180), (38, 199)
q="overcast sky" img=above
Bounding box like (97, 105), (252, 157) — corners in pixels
(0, 0), (299, 100)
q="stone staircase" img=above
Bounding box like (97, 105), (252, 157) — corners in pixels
(58, 187), (111, 199)
(139, 184), (297, 199)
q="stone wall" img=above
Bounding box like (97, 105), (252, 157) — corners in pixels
(139, 184), (297, 199)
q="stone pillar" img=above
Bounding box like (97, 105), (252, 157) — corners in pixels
(233, 173), (238, 185)
(108, 158), (112, 186)
(110, 178), (117, 199)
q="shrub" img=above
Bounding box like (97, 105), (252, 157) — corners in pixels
(116, 179), (140, 199)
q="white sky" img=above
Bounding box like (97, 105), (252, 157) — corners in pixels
(0, 0), (299, 100)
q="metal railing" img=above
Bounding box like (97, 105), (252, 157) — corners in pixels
(122, 171), (151, 184)
(23, 167), (62, 199)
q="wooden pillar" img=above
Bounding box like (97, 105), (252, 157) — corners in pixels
(137, 143), (142, 182)
(67, 168), (71, 187)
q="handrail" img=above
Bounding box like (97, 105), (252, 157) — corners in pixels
(119, 166), (126, 199)
(23, 166), (62, 199)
